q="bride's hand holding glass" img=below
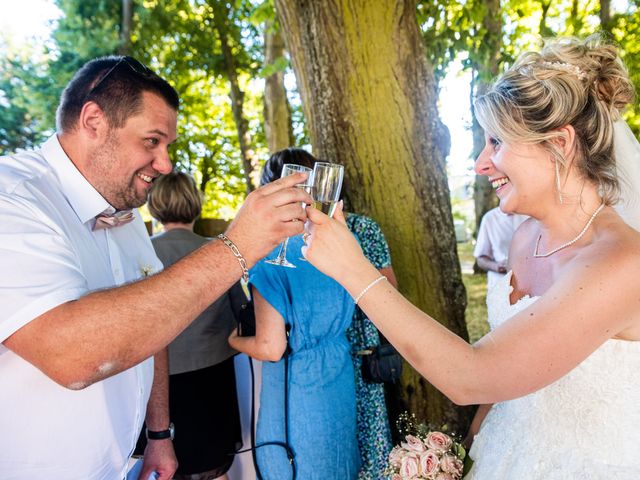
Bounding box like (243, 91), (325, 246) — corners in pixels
(303, 201), (376, 291)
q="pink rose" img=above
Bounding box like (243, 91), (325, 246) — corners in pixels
(388, 446), (404, 468)
(440, 453), (464, 477)
(401, 434), (427, 453)
(426, 431), (453, 452)
(400, 452), (420, 479)
(419, 450), (440, 477)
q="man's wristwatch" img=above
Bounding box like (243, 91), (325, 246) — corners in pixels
(146, 422), (175, 441)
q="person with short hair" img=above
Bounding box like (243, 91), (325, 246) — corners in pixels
(0, 55), (311, 480)
(144, 171), (243, 480)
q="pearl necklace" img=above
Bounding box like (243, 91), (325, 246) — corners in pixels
(533, 203), (605, 258)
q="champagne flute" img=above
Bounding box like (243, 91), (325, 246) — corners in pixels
(265, 163), (313, 268)
(299, 162), (343, 261)
(311, 162), (344, 218)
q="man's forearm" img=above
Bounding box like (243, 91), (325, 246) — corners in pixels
(4, 240), (244, 388)
(146, 349), (170, 431)
(476, 255), (501, 273)
(141, 349), (178, 480)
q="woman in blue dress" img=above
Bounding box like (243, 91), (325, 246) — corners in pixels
(229, 148), (359, 480)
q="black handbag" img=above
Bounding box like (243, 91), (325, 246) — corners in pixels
(360, 343), (403, 384)
(228, 281), (256, 337)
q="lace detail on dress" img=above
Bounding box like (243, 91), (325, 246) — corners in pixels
(467, 272), (640, 479)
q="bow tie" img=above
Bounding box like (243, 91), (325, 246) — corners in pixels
(93, 210), (135, 230)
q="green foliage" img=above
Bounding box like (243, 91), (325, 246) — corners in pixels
(610, 4), (640, 135)
(259, 55), (288, 78)
(0, 0), (122, 152)
(0, 51), (48, 153)
(133, 0), (271, 216)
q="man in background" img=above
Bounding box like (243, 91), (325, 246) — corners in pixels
(474, 207), (528, 292)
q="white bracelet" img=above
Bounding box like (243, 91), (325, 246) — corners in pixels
(354, 275), (387, 305)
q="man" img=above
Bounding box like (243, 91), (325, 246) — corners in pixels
(0, 56), (310, 480)
(474, 207), (528, 292)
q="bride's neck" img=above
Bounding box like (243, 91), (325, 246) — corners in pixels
(535, 188), (603, 245)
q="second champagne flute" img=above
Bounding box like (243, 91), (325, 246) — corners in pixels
(311, 162), (344, 218)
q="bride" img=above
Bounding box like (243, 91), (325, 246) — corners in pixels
(303, 34), (640, 479)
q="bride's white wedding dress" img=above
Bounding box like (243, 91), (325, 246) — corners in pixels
(466, 272), (640, 479)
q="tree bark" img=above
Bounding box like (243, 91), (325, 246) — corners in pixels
(119, 0), (133, 55)
(276, 0), (472, 435)
(539, 0), (553, 37)
(470, 0), (501, 234)
(211, 1), (257, 193)
(264, 21), (295, 153)
(600, 0), (611, 32)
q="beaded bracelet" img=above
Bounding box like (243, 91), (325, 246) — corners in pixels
(354, 275), (387, 305)
(217, 234), (249, 283)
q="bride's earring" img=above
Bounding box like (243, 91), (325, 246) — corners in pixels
(555, 159), (564, 204)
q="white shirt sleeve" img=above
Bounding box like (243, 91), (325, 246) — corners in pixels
(0, 194), (88, 342)
(474, 213), (494, 259)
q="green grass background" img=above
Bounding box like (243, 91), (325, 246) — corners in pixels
(457, 241), (490, 343)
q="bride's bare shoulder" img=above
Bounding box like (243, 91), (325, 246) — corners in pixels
(593, 209), (640, 259)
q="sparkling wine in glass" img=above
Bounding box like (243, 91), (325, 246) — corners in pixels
(311, 162), (344, 219)
(264, 163), (313, 268)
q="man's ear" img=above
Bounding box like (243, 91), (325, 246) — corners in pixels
(77, 101), (107, 140)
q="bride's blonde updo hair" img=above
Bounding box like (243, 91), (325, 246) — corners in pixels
(474, 34), (635, 204)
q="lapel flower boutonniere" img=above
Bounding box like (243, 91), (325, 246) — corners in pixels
(140, 264), (155, 278)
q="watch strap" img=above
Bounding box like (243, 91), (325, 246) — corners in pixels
(146, 422), (174, 440)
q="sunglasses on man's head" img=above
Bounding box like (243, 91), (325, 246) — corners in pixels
(86, 56), (155, 98)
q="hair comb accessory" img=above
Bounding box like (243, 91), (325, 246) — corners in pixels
(541, 61), (588, 80)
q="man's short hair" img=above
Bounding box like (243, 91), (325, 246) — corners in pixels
(56, 55), (180, 133)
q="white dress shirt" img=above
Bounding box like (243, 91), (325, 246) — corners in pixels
(474, 207), (528, 292)
(0, 135), (163, 480)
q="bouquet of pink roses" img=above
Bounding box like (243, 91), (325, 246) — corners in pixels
(385, 413), (467, 480)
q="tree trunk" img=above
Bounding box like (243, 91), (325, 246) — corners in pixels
(276, 0), (473, 435)
(471, 79), (497, 235)
(119, 0), (132, 55)
(264, 21), (295, 153)
(539, 0), (553, 37)
(568, 0), (585, 35)
(470, 0), (501, 235)
(600, 0), (611, 32)
(211, 1), (257, 193)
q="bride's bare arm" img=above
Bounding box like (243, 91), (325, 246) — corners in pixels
(304, 205), (640, 405)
